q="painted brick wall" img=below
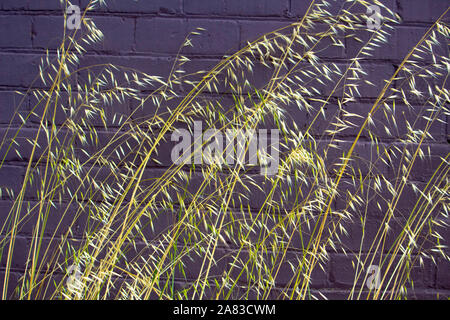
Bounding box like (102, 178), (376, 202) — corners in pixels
(0, 0), (449, 299)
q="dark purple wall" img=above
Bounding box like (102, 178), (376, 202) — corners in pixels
(0, 0), (449, 299)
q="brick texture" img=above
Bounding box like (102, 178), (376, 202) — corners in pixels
(0, 0), (448, 300)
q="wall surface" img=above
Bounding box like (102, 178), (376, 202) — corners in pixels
(0, 0), (449, 299)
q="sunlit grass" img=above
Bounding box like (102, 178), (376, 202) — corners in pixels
(0, 0), (448, 300)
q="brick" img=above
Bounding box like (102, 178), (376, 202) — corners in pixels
(340, 102), (446, 141)
(225, 0), (288, 17)
(0, 15), (32, 48)
(90, 17), (135, 53)
(336, 62), (395, 98)
(0, 166), (25, 199)
(337, 215), (440, 265)
(0, 201), (87, 237)
(397, 0), (450, 23)
(32, 238), (83, 269)
(179, 58), (226, 93)
(202, 282), (276, 299)
(28, 91), (83, 126)
(0, 0), (449, 298)
(436, 258), (450, 289)
(180, 58), (285, 94)
(290, 0), (315, 17)
(0, 271), (21, 299)
(132, 210), (177, 243)
(447, 114), (450, 143)
(0, 236), (28, 269)
(396, 26), (449, 62)
(345, 28), (396, 60)
(33, 16), (134, 53)
(136, 18), (185, 54)
(396, 26), (426, 61)
(337, 218), (385, 252)
(175, 248), (229, 280)
(72, 129), (165, 166)
(77, 55), (174, 89)
(21, 165), (107, 202)
(185, 0), (288, 16)
(0, 128), (48, 163)
(184, 0), (225, 15)
(330, 253), (430, 290)
(0, 91), (29, 125)
(335, 179), (433, 221)
(1, 0), (66, 10)
(130, 94), (189, 125)
(386, 143), (449, 181)
(0, 0), (29, 10)
(291, 101), (340, 136)
(276, 251), (328, 288)
(239, 20), (292, 48)
(80, 0), (181, 14)
(291, 0), (347, 17)
(394, 60), (449, 106)
(311, 289), (350, 300)
(435, 218), (450, 253)
(300, 23), (346, 59)
(230, 249), (328, 288)
(325, 140), (389, 177)
(32, 16), (65, 49)
(29, 0), (73, 11)
(407, 289), (450, 300)
(219, 211), (322, 250)
(185, 19), (239, 55)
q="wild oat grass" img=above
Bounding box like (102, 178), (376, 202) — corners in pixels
(0, 0), (448, 300)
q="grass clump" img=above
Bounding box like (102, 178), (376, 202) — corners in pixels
(0, 0), (448, 300)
